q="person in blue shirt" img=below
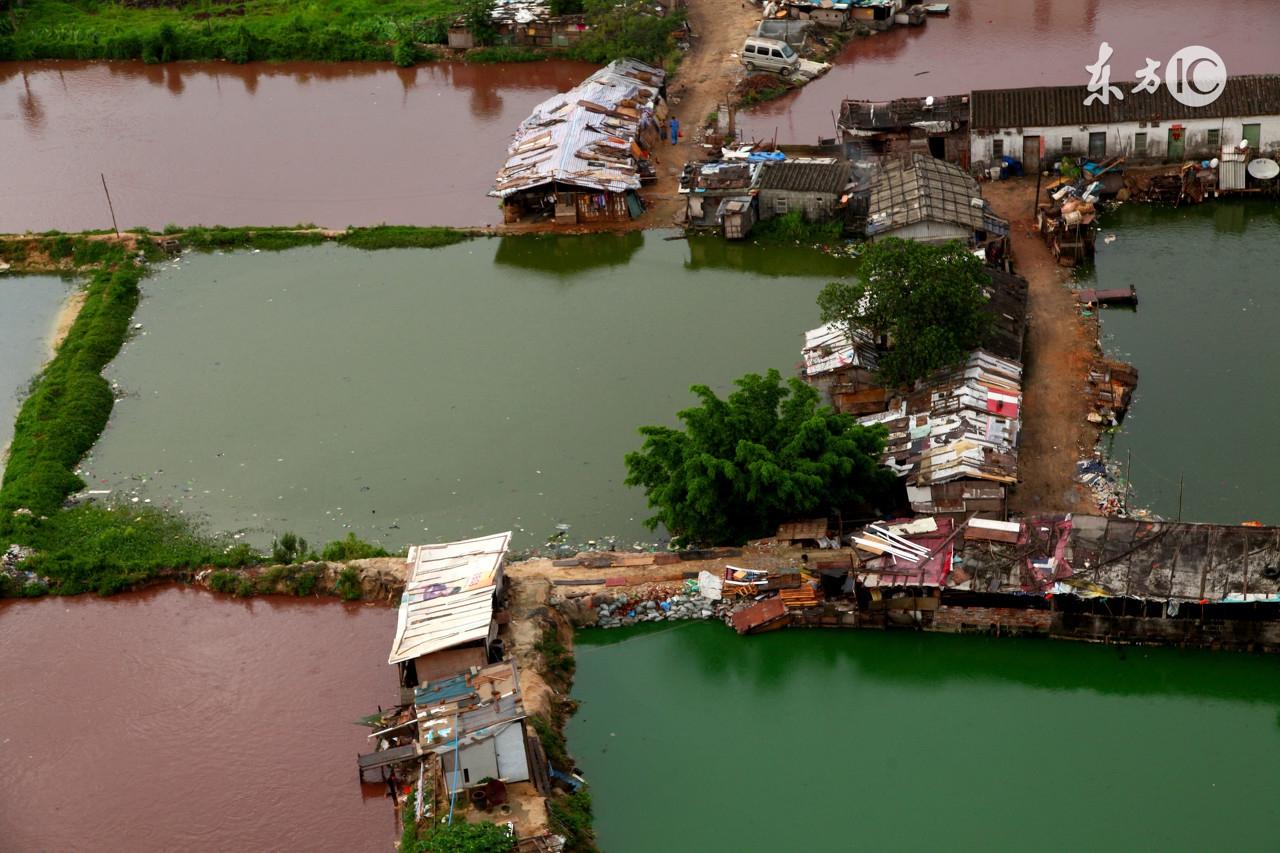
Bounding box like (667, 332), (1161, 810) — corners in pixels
(669, 116), (680, 145)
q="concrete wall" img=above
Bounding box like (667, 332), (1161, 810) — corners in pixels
(759, 189), (839, 222)
(1051, 612), (1280, 651)
(872, 220), (973, 244)
(970, 114), (1280, 167)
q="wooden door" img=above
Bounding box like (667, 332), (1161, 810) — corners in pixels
(1022, 135), (1040, 172)
(1167, 128), (1184, 161)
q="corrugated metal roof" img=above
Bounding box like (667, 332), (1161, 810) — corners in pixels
(491, 58), (666, 198)
(756, 161), (852, 195)
(951, 515), (1280, 605)
(388, 531), (511, 665)
(867, 154), (1004, 236)
(861, 350), (1022, 487)
(970, 74), (1280, 130)
(802, 321), (879, 375)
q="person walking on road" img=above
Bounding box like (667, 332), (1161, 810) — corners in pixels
(669, 116), (680, 145)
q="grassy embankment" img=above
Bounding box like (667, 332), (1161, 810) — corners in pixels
(0, 0), (687, 67)
(0, 225), (468, 598)
(0, 0), (456, 64)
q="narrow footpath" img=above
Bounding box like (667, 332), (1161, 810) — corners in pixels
(983, 177), (1096, 514)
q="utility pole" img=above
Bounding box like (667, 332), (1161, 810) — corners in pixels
(1125, 448), (1132, 509)
(1176, 472), (1184, 522)
(100, 173), (120, 238)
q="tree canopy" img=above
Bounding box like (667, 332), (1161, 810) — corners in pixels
(817, 237), (991, 388)
(624, 369), (894, 546)
(571, 0), (684, 64)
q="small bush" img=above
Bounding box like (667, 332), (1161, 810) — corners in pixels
(548, 790), (597, 852)
(271, 531), (309, 565)
(535, 626), (575, 683)
(321, 532), (389, 561)
(293, 567), (320, 597)
(751, 210), (843, 246)
(530, 712), (569, 770)
(335, 566), (363, 601)
(208, 570), (239, 594)
(234, 576), (256, 597)
(467, 46), (543, 63)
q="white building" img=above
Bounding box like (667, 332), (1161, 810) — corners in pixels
(969, 75), (1280, 171)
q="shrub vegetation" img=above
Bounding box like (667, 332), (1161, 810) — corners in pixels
(624, 369), (894, 545)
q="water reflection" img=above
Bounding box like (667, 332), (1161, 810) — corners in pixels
(493, 231), (646, 276)
(576, 621), (1280, 705)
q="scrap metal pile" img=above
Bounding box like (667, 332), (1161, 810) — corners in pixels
(491, 59), (666, 200)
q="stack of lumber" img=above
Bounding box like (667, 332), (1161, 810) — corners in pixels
(779, 586), (823, 609)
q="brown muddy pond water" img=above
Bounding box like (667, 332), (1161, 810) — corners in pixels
(0, 59), (593, 233)
(0, 586), (399, 852)
(738, 0), (1280, 143)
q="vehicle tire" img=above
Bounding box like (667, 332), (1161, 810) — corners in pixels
(745, 61), (756, 71)
(780, 66), (792, 77)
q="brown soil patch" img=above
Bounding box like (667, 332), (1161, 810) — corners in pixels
(982, 177), (1097, 514)
(48, 288), (88, 358)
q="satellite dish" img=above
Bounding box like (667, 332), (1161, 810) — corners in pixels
(925, 95), (935, 106)
(1210, 157), (1219, 168)
(1247, 158), (1279, 180)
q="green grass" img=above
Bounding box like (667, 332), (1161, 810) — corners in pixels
(179, 225), (328, 252)
(466, 46), (546, 63)
(321, 532), (389, 561)
(751, 210), (844, 246)
(15, 505), (258, 596)
(0, 0), (458, 63)
(339, 225), (473, 250)
(547, 789), (598, 853)
(0, 267), (141, 529)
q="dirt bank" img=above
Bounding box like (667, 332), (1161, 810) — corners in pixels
(982, 177), (1096, 514)
(48, 289), (87, 357)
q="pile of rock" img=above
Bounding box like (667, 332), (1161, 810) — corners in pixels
(594, 591), (733, 629)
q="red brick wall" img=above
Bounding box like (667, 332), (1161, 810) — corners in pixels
(930, 605), (1053, 635)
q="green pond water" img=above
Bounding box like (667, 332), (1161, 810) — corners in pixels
(0, 275), (70, 453)
(1086, 200), (1280, 524)
(81, 234), (848, 549)
(569, 622), (1280, 852)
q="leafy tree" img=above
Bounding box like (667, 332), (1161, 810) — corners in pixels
(624, 370), (893, 546)
(549, 0), (585, 14)
(572, 0), (684, 64)
(817, 237), (991, 388)
(463, 0), (497, 47)
(408, 819), (515, 853)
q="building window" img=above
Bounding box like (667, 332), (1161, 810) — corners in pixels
(1134, 132), (1147, 154)
(992, 138), (1004, 159)
(775, 198), (789, 214)
(1207, 128), (1220, 149)
(1242, 123), (1261, 149)
(1061, 136), (1073, 152)
(1088, 132), (1106, 158)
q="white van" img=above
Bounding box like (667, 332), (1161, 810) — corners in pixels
(740, 37), (801, 77)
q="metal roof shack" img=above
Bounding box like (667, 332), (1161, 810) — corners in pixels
(860, 350), (1022, 516)
(866, 154), (1008, 246)
(970, 74), (1280, 131)
(802, 321), (879, 377)
(389, 531), (512, 666)
(981, 268), (1029, 363)
(415, 661), (532, 795)
(492, 59), (666, 224)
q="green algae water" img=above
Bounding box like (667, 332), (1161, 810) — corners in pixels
(0, 275), (71, 453)
(81, 234), (847, 549)
(1086, 200), (1280, 525)
(569, 622), (1280, 852)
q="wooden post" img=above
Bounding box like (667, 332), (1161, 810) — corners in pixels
(100, 173), (120, 238)
(1032, 166), (1042, 217)
(1176, 472), (1184, 522)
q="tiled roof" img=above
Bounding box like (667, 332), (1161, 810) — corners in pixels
(756, 161), (851, 195)
(970, 74), (1280, 130)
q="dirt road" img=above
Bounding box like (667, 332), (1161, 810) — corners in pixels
(644, 0), (760, 224)
(983, 178), (1096, 514)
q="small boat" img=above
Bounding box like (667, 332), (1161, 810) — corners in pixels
(924, 3), (951, 14)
